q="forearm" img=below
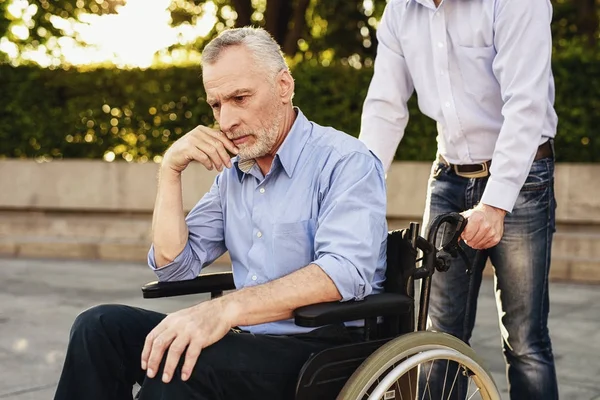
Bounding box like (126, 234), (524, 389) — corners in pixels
(152, 166), (189, 267)
(220, 264), (342, 327)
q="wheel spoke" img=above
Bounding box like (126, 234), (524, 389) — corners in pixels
(421, 360), (435, 400)
(466, 372), (473, 400)
(467, 387), (481, 400)
(445, 364), (461, 400)
(441, 359), (450, 399)
(341, 333), (500, 400)
(395, 378), (404, 400)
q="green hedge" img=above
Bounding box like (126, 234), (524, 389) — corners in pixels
(0, 54), (598, 162)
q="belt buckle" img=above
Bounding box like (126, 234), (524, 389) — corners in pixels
(453, 163), (489, 179)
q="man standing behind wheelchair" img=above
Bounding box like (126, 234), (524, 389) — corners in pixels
(359, 0), (559, 399)
(53, 27), (388, 400)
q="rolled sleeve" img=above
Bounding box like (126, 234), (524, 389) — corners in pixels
(147, 175), (227, 281)
(313, 152), (388, 302)
(148, 242), (200, 281)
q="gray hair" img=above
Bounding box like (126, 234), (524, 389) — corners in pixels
(201, 27), (289, 79)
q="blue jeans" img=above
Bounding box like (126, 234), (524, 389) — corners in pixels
(419, 155), (559, 400)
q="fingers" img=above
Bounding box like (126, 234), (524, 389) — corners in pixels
(141, 324), (166, 371)
(210, 137), (235, 169)
(161, 335), (190, 383)
(188, 146), (214, 171)
(181, 340), (203, 381)
(191, 128), (237, 171)
(460, 210), (503, 250)
(195, 139), (230, 171)
(206, 128), (239, 157)
(144, 329), (176, 379)
(467, 224), (491, 249)
(460, 214), (481, 245)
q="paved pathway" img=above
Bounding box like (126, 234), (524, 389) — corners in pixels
(1, 257), (599, 399)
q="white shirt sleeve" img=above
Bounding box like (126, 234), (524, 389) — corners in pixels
(481, 0), (554, 212)
(359, 1), (414, 172)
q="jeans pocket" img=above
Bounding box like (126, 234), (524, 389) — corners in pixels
(431, 161), (447, 179)
(514, 160), (554, 211)
(521, 159), (552, 192)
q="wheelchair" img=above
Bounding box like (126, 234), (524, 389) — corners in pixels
(141, 213), (501, 400)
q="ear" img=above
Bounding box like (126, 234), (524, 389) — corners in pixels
(276, 70), (295, 104)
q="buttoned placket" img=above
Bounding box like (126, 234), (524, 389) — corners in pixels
(248, 178), (268, 286)
(430, 6), (471, 163)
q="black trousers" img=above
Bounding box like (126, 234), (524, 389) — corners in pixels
(54, 304), (358, 400)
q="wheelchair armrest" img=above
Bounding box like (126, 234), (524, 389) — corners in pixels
(141, 271), (235, 299)
(293, 293), (413, 328)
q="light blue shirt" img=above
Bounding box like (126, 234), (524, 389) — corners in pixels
(359, 0), (558, 212)
(148, 108), (388, 335)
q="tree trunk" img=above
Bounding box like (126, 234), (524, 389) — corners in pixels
(577, 0), (599, 45)
(282, 0), (311, 55)
(231, 0), (252, 27)
(265, 0), (293, 49)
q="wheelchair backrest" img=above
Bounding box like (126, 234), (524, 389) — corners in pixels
(383, 229), (417, 298)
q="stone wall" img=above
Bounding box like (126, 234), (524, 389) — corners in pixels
(1, 159), (599, 283)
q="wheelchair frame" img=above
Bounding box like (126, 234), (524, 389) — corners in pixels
(141, 213), (496, 399)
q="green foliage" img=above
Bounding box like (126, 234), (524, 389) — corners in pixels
(0, 53), (598, 162)
(0, 0), (124, 64)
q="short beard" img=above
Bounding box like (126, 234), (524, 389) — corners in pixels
(234, 104), (282, 161)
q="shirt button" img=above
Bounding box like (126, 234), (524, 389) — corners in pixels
(445, 101), (451, 108)
(257, 231), (262, 238)
(251, 275), (257, 281)
(438, 42), (444, 48)
(259, 188), (265, 194)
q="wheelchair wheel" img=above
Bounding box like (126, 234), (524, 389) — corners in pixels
(337, 331), (501, 400)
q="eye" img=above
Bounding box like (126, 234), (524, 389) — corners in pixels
(210, 102), (220, 110)
(234, 96), (246, 103)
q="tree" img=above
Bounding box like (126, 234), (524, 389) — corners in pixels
(168, 0), (387, 63)
(552, 0), (600, 48)
(0, 0), (124, 64)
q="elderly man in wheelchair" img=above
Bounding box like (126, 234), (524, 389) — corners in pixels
(53, 27), (500, 400)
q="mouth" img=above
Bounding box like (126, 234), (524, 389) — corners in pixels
(231, 135), (250, 146)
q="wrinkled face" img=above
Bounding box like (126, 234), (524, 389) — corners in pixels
(203, 46), (284, 160)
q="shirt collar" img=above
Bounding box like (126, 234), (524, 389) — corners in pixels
(232, 107), (311, 182)
(406, 0), (444, 8)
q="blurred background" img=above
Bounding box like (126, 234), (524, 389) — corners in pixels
(0, 0), (598, 163)
(0, 1), (599, 399)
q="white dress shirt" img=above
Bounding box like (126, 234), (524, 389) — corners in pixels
(359, 0), (558, 212)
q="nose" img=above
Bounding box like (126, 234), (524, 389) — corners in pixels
(218, 104), (240, 134)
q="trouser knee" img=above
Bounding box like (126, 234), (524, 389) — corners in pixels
(69, 304), (123, 342)
(502, 335), (553, 364)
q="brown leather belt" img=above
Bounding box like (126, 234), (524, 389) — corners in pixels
(439, 140), (553, 179)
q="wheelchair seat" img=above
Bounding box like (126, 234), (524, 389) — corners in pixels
(142, 226), (419, 399)
(139, 214), (491, 400)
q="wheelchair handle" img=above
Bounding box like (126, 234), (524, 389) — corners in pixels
(413, 212), (468, 331)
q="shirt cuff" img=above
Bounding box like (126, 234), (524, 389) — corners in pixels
(480, 176), (521, 213)
(312, 254), (368, 302)
(147, 242), (198, 282)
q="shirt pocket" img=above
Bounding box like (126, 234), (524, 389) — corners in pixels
(272, 219), (317, 279)
(455, 45), (498, 100)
